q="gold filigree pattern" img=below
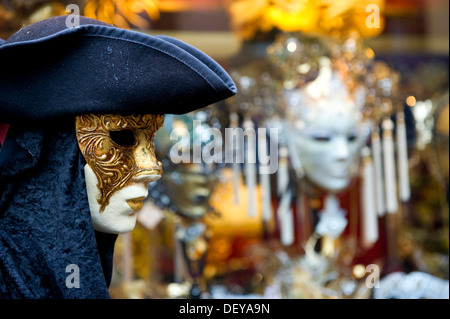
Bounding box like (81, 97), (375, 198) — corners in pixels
(76, 114), (164, 211)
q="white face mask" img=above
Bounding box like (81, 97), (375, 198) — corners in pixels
(285, 57), (364, 193)
(293, 107), (360, 193)
(85, 164), (160, 234)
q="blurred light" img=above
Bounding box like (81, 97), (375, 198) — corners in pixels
(84, 0), (159, 29)
(406, 96), (416, 107)
(254, 272), (263, 282)
(353, 264), (366, 278)
(286, 40), (297, 53)
(297, 63), (311, 74)
(365, 48), (375, 60)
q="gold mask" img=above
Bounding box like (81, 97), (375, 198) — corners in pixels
(75, 114), (165, 212)
(163, 163), (218, 219)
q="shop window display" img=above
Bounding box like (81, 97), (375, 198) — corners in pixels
(0, 0), (448, 301)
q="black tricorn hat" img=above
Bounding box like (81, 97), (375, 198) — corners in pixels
(0, 16), (237, 124)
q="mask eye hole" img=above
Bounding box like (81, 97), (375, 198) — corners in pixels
(110, 130), (136, 146)
(312, 135), (331, 142)
(348, 133), (357, 142)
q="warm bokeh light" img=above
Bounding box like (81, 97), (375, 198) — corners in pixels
(406, 95), (417, 107)
(84, 0), (160, 29)
(226, 0), (386, 40)
(208, 168), (264, 237)
(353, 264), (367, 279)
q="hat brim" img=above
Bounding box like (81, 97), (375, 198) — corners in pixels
(0, 21), (236, 123)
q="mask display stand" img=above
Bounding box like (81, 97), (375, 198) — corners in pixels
(175, 218), (210, 299)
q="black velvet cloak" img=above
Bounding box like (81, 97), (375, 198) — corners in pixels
(0, 120), (116, 298)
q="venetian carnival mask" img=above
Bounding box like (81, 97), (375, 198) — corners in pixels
(151, 112), (221, 219)
(76, 113), (164, 234)
(163, 162), (218, 219)
(286, 57), (364, 193)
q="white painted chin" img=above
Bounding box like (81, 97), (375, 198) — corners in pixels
(84, 164), (148, 234)
(308, 173), (351, 194)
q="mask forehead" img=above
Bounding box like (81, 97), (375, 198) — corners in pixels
(75, 113), (164, 211)
(102, 114), (163, 130)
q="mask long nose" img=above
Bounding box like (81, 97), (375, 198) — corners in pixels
(134, 134), (163, 175)
(134, 171), (161, 184)
(134, 147), (162, 181)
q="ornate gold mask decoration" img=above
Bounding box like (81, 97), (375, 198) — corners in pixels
(75, 114), (164, 212)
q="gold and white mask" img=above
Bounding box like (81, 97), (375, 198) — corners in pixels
(76, 114), (164, 234)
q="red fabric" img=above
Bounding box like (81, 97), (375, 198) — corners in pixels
(0, 124), (9, 146)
